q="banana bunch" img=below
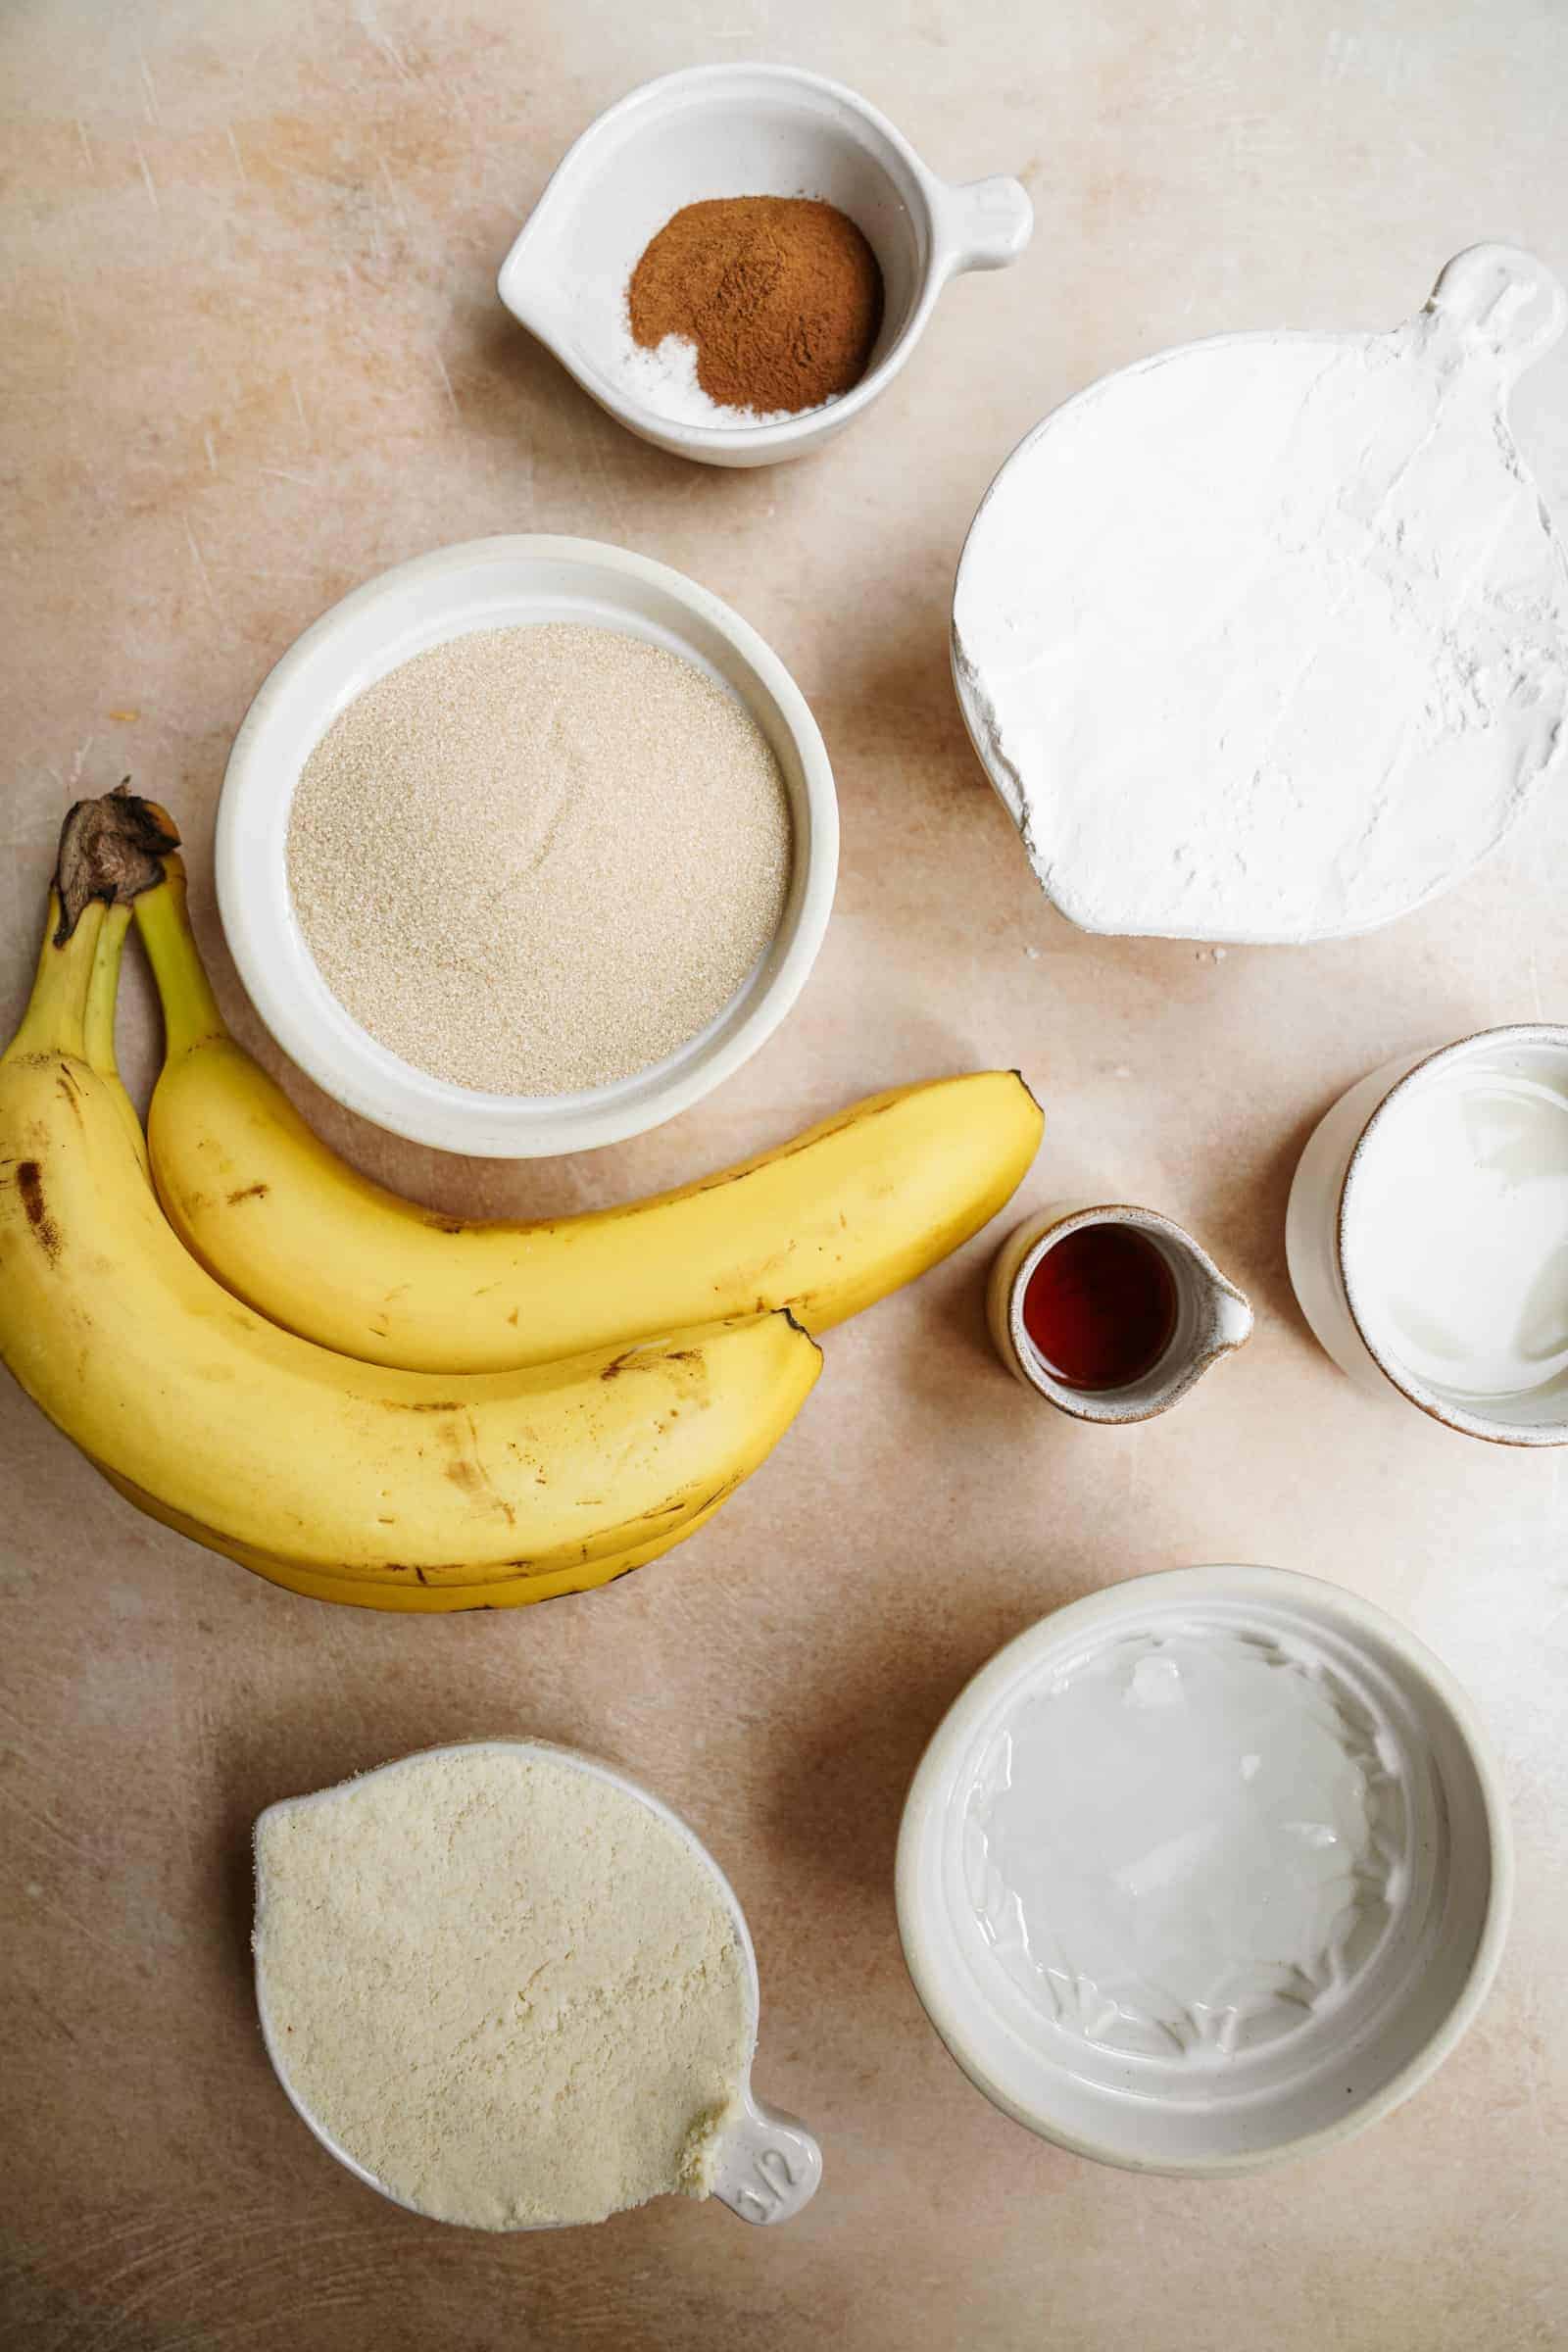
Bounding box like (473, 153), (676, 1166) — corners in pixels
(0, 789), (1043, 1612)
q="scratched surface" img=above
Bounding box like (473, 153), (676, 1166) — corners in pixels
(3, 3), (1568, 2346)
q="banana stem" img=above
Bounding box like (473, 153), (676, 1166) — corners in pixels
(134, 858), (228, 1060)
(84, 902), (133, 1078)
(4, 894), (107, 1064)
(83, 900), (152, 1175)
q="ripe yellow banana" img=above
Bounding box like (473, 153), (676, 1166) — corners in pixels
(136, 862), (1044, 1374)
(0, 896), (819, 1611)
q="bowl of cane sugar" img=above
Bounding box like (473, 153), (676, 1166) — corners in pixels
(217, 535), (837, 1154)
(1287, 1024), (1568, 1443)
(897, 1566), (1511, 2175)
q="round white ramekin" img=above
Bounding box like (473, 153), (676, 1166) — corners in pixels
(896, 1565), (1510, 2177)
(217, 535), (838, 1156)
(1285, 1024), (1568, 1445)
(255, 1740), (821, 2230)
(497, 64), (1033, 468)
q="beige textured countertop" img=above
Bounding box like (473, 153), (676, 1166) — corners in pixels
(3, 4), (1567, 2346)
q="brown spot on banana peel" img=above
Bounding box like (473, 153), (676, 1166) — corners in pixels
(224, 1181), (269, 1205)
(16, 1162), (60, 1259)
(440, 1458), (517, 1527)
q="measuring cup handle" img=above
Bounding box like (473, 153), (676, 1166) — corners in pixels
(937, 175), (1035, 274)
(710, 2090), (822, 2226)
(1426, 243), (1568, 383)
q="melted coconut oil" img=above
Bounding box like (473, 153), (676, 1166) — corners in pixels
(964, 1631), (1407, 2062)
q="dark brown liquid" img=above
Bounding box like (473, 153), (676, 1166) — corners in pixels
(1021, 1223), (1178, 1392)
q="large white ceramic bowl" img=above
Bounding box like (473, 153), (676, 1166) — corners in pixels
(1285, 1024), (1568, 1445)
(255, 1740), (822, 2229)
(950, 245), (1568, 943)
(497, 65), (1032, 468)
(217, 535), (838, 1156)
(897, 1566), (1510, 2176)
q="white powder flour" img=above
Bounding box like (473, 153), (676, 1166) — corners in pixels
(954, 248), (1568, 944)
(253, 1746), (753, 2229)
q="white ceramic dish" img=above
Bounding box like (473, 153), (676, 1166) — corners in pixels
(1286, 1023), (1568, 1446)
(897, 1565), (1510, 2176)
(217, 535), (838, 1156)
(987, 1202), (1252, 1423)
(498, 64), (1032, 467)
(255, 1740), (822, 2230)
(952, 243), (1568, 943)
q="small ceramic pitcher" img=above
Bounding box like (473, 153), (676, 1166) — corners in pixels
(987, 1203), (1253, 1424)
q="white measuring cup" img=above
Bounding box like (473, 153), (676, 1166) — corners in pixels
(254, 1740), (822, 2230)
(498, 64), (1033, 466)
(953, 243), (1568, 941)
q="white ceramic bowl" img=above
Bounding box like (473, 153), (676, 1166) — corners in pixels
(949, 245), (1568, 944)
(497, 65), (1033, 467)
(255, 1740), (822, 2229)
(217, 535), (838, 1156)
(896, 1566), (1510, 2176)
(1285, 1024), (1568, 1445)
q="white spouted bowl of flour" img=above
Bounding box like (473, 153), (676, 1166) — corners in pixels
(217, 536), (837, 1155)
(253, 1742), (822, 2230)
(953, 244), (1568, 945)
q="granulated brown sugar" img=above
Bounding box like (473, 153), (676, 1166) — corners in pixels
(628, 195), (883, 415)
(286, 624), (793, 1097)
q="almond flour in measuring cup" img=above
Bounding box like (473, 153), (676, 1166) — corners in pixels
(286, 625), (792, 1096)
(254, 1746), (753, 2229)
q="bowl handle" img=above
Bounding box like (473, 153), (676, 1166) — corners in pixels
(710, 2087), (822, 2226)
(1425, 242), (1568, 386)
(937, 175), (1035, 274)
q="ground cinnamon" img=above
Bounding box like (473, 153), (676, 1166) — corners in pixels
(627, 195), (884, 416)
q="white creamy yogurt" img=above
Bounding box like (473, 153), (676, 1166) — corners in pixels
(1352, 1057), (1568, 1402)
(963, 1629), (1406, 2062)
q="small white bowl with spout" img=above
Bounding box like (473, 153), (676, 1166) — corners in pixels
(497, 64), (1033, 467)
(987, 1202), (1253, 1423)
